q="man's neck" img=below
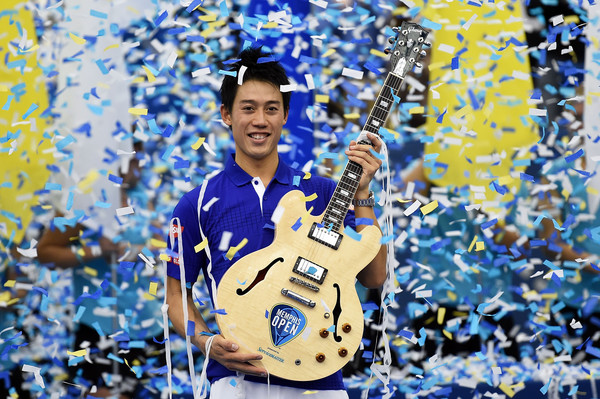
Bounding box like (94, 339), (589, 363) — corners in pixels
(235, 153), (279, 186)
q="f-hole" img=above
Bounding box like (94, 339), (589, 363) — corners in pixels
(332, 283), (342, 342)
(236, 257), (284, 296)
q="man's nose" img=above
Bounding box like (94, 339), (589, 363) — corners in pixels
(252, 111), (267, 125)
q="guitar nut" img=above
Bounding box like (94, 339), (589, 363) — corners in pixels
(319, 328), (329, 338)
(316, 353), (326, 362)
(342, 323), (351, 333)
(338, 347), (348, 357)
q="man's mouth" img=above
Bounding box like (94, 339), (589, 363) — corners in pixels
(249, 133), (269, 140)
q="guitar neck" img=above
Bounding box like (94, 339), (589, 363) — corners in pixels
(321, 72), (405, 232)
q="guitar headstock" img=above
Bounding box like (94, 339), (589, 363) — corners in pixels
(384, 21), (429, 78)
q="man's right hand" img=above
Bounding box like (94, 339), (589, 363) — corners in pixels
(196, 334), (268, 377)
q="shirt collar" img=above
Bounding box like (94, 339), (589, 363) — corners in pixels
(224, 153), (293, 187)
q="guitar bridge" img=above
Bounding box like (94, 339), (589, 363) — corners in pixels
(308, 223), (342, 250)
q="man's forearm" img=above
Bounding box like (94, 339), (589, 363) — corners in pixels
(166, 276), (213, 352)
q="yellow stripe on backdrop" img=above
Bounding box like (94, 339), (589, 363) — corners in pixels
(415, 0), (539, 211)
(0, 1), (53, 243)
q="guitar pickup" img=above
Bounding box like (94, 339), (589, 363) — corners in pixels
(308, 223), (342, 250)
(293, 257), (327, 285)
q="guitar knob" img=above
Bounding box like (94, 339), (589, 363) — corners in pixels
(316, 353), (326, 362)
(338, 347), (348, 357)
(342, 323), (352, 333)
(319, 328), (330, 338)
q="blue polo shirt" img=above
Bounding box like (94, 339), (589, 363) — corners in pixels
(167, 154), (355, 390)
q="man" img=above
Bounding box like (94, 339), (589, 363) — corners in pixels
(166, 46), (387, 398)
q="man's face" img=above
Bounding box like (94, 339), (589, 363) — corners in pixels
(221, 79), (288, 167)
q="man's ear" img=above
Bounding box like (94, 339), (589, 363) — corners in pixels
(283, 109), (289, 124)
(221, 104), (232, 127)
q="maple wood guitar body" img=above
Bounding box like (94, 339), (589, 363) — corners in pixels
(216, 190), (382, 381)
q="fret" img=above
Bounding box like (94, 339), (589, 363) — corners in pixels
(320, 48), (412, 231)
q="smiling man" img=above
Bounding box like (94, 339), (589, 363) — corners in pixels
(165, 46), (387, 398)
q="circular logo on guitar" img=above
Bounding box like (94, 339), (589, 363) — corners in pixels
(269, 304), (307, 347)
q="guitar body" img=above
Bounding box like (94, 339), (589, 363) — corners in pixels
(216, 190), (382, 381)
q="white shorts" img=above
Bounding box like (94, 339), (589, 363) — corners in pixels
(210, 375), (350, 399)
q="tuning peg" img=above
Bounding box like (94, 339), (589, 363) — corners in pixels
(424, 41), (431, 47)
(384, 47), (391, 54)
(415, 62), (423, 69)
(388, 37), (395, 44)
(420, 50), (427, 58)
(392, 26), (399, 32)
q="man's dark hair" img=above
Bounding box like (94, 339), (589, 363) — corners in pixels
(219, 46), (291, 114)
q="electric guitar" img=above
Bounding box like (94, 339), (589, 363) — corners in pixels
(216, 21), (429, 381)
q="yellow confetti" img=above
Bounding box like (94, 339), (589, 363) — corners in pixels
(142, 65), (156, 83)
(22, 44), (39, 53)
(150, 238), (167, 248)
(409, 106), (425, 114)
(343, 113), (360, 119)
(104, 43), (119, 51)
(447, 290), (457, 302)
(586, 185), (599, 196)
(159, 253), (170, 261)
(301, 207), (314, 224)
(3, 280), (15, 288)
(83, 266), (98, 277)
(191, 137), (205, 150)
(143, 292), (156, 301)
(498, 175), (513, 186)
(68, 32), (86, 44)
(263, 21), (278, 29)
(420, 200), (438, 215)
(302, 391), (319, 395)
(303, 172), (311, 180)
(499, 382), (516, 397)
(128, 107), (148, 115)
(226, 238), (248, 260)
(315, 95), (329, 103)
(0, 84), (8, 92)
(437, 307), (446, 325)
(67, 349), (87, 357)
(322, 48), (335, 58)
(302, 193), (317, 202)
(475, 241), (485, 251)
(149, 281), (158, 296)
(194, 238), (208, 253)
(442, 330), (453, 340)
(78, 170), (100, 194)
(468, 235), (478, 252)
(396, 198), (411, 203)
(369, 48), (387, 58)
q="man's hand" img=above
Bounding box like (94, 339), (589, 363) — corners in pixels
(197, 334), (267, 377)
(345, 132), (383, 196)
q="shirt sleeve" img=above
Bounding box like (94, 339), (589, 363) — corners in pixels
(166, 193), (206, 285)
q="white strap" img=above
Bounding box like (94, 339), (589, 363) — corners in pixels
(198, 334), (216, 399)
(169, 217), (200, 399)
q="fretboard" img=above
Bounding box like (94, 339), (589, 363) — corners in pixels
(321, 72), (405, 232)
